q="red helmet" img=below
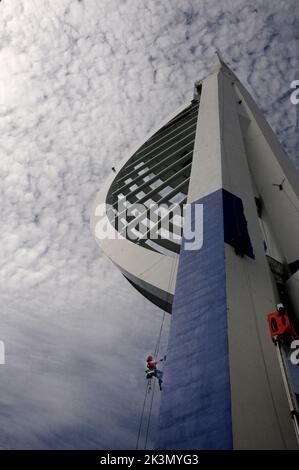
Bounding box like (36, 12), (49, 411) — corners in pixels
(147, 355), (154, 362)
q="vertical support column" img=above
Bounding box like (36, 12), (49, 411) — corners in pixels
(157, 57), (298, 449)
(157, 190), (233, 449)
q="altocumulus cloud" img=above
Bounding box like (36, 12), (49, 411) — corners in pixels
(0, 0), (298, 450)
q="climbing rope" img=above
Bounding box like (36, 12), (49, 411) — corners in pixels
(135, 253), (177, 450)
(154, 311), (166, 358)
(135, 379), (152, 450)
(144, 377), (157, 449)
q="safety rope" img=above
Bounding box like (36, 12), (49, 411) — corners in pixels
(135, 253), (177, 450)
(144, 377), (157, 449)
(154, 311), (166, 358)
(135, 379), (151, 450)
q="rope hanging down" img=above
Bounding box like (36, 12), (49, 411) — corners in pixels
(135, 255), (177, 450)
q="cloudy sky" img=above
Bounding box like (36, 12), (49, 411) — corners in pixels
(0, 0), (298, 450)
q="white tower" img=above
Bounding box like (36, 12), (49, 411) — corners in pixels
(91, 54), (299, 449)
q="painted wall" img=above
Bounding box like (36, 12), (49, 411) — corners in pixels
(157, 191), (233, 450)
(157, 59), (298, 449)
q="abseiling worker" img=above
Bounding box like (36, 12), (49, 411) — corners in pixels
(146, 355), (164, 391)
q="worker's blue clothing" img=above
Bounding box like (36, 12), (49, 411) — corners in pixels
(146, 358), (164, 390)
(146, 367), (163, 381)
(155, 369), (163, 381)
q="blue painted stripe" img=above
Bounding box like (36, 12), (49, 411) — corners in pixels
(157, 189), (233, 450)
(222, 189), (254, 259)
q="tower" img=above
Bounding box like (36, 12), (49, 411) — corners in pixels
(90, 54), (299, 449)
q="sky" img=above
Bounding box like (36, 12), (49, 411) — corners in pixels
(0, 0), (298, 450)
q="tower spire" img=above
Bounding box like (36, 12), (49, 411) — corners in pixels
(211, 50), (224, 71)
(210, 50), (237, 80)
